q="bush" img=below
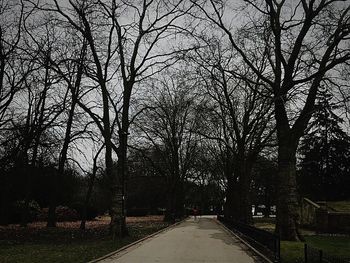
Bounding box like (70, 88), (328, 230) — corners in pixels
(9, 200), (41, 223)
(38, 206), (79, 222)
(56, 206), (79, 221)
(71, 202), (100, 220)
(127, 207), (148, 217)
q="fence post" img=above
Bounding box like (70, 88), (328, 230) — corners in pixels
(276, 236), (280, 263)
(304, 244), (308, 263)
(319, 249), (323, 263)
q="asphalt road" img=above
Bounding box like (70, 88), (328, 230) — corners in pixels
(98, 217), (258, 263)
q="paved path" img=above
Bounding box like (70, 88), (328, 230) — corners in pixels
(98, 217), (258, 263)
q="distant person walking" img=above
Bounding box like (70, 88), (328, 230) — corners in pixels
(193, 207), (198, 221)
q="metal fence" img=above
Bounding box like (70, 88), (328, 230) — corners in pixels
(217, 215), (280, 262)
(304, 244), (350, 263)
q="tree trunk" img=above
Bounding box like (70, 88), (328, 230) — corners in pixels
(238, 175), (253, 224)
(224, 176), (239, 219)
(109, 85), (131, 237)
(80, 145), (102, 230)
(275, 143), (300, 241)
(237, 157), (253, 224)
(109, 160), (127, 237)
(0, 176), (9, 225)
(20, 149), (31, 227)
(175, 181), (185, 218)
(80, 171), (96, 230)
(164, 182), (176, 222)
(223, 151), (237, 219)
(20, 165), (31, 227)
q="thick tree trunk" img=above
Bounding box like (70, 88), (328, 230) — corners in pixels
(237, 158), (253, 224)
(224, 181), (237, 219)
(0, 176), (9, 225)
(47, 202), (56, 227)
(109, 85), (131, 237)
(108, 140), (127, 237)
(175, 181), (185, 218)
(109, 132), (127, 237)
(223, 151), (237, 219)
(264, 191), (272, 218)
(275, 143), (300, 241)
(164, 182), (177, 222)
(164, 194), (175, 222)
(109, 161), (127, 237)
(238, 176), (253, 224)
(20, 153), (30, 227)
(20, 166), (31, 227)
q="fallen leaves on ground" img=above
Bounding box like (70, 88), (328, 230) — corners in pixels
(0, 215), (167, 244)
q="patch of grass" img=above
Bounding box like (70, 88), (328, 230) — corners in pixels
(305, 236), (350, 257)
(325, 201), (350, 212)
(253, 217), (276, 233)
(0, 217), (170, 263)
(0, 240), (127, 263)
(281, 241), (304, 263)
(281, 236), (350, 263)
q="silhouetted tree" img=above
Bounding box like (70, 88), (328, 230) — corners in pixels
(194, 0), (350, 240)
(299, 87), (350, 201)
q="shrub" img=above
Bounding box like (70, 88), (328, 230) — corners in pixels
(10, 200), (41, 223)
(38, 206), (79, 222)
(127, 207), (149, 217)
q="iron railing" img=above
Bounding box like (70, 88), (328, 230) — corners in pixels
(217, 215), (280, 262)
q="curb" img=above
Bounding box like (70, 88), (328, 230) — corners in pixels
(215, 219), (274, 263)
(87, 217), (189, 263)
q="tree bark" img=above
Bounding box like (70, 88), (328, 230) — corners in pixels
(237, 159), (253, 224)
(80, 145), (102, 230)
(109, 85), (131, 237)
(224, 177), (237, 219)
(275, 142), (300, 241)
(0, 174), (9, 225)
(164, 187), (176, 222)
(109, 157), (127, 237)
(223, 150), (237, 219)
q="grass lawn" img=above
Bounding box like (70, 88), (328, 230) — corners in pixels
(253, 217), (350, 262)
(0, 216), (170, 263)
(281, 236), (350, 263)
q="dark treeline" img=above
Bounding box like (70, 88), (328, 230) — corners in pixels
(0, 0), (349, 241)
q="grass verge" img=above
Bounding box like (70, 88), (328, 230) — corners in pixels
(281, 236), (350, 263)
(0, 216), (170, 263)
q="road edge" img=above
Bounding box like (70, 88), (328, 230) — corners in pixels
(214, 219), (274, 263)
(87, 217), (188, 263)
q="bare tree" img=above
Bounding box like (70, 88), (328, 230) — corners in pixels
(30, 0), (196, 236)
(133, 70), (202, 221)
(80, 143), (104, 230)
(0, 0), (23, 126)
(189, 39), (276, 223)
(194, 0), (350, 240)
